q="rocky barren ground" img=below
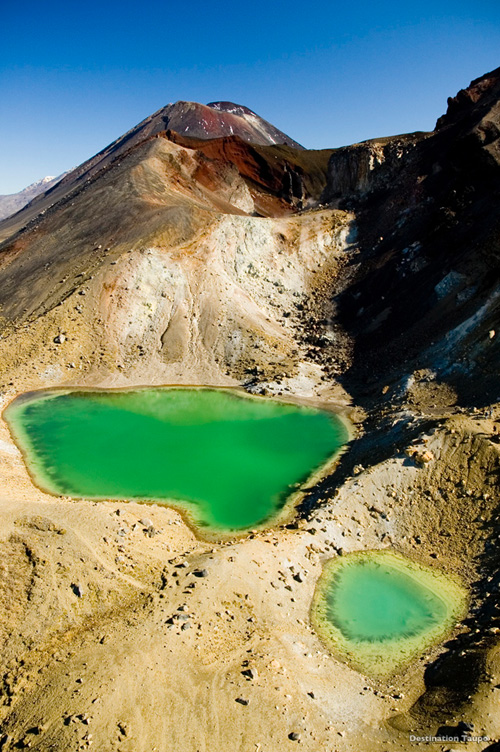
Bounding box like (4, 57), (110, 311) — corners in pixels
(0, 76), (499, 751)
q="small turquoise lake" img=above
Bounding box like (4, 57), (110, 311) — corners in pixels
(312, 550), (467, 676)
(4, 387), (349, 534)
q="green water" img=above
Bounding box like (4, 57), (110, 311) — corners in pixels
(4, 387), (348, 533)
(312, 551), (467, 676)
(327, 559), (448, 642)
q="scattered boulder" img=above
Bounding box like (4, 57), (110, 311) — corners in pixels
(118, 721), (129, 737)
(193, 568), (208, 578)
(242, 667), (259, 681)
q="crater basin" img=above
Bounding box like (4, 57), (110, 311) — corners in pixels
(311, 550), (467, 676)
(4, 387), (348, 535)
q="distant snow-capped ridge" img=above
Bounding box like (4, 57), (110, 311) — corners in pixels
(29, 175), (56, 187)
(0, 173), (65, 222)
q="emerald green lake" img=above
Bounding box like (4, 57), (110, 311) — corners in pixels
(4, 387), (348, 533)
(312, 551), (467, 676)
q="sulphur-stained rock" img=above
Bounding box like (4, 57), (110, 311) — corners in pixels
(405, 446), (435, 465)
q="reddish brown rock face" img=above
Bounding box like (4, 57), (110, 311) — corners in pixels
(165, 131), (324, 216)
(436, 66), (500, 130)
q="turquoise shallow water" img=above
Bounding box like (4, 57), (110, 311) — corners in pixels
(326, 558), (448, 642)
(312, 551), (467, 676)
(4, 387), (348, 533)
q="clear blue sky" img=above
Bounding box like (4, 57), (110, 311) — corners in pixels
(1, 0), (499, 193)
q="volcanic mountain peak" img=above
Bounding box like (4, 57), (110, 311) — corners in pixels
(0, 97), (307, 241)
(157, 99), (304, 148)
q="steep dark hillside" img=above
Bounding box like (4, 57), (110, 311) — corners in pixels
(322, 67), (500, 405)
